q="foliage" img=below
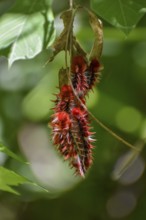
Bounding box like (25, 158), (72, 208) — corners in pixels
(0, 0), (146, 220)
(91, 0), (146, 34)
(0, 143), (47, 194)
(0, 142), (27, 163)
(0, 0), (55, 67)
(0, 0), (145, 66)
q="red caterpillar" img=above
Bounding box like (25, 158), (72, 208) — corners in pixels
(71, 56), (88, 97)
(86, 58), (101, 90)
(71, 107), (94, 175)
(71, 56), (102, 96)
(51, 111), (75, 160)
(50, 83), (94, 176)
(53, 85), (75, 113)
(50, 55), (102, 177)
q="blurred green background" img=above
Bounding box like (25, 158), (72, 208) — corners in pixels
(0, 0), (146, 219)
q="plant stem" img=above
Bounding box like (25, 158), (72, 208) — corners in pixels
(69, 79), (140, 152)
(66, 0), (139, 152)
(69, 0), (73, 8)
(65, 2), (76, 77)
(88, 111), (140, 152)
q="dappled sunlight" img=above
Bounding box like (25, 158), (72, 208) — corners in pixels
(140, 119), (146, 139)
(18, 123), (80, 194)
(106, 191), (137, 218)
(116, 106), (142, 133)
(0, 0), (146, 219)
(0, 152), (6, 166)
(112, 152), (145, 185)
(132, 42), (146, 68)
(22, 79), (54, 121)
(0, 57), (43, 91)
(86, 88), (99, 109)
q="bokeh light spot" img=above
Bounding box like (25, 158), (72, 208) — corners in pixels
(106, 191), (137, 218)
(140, 119), (146, 139)
(18, 123), (80, 194)
(116, 106), (142, 133)
(112, 152), (145, 185)
(132, 42), (146, 68)
(86, 88), (99, 109)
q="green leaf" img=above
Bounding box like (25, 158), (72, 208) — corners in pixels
(0, 166), (31, 195)
(0, 166), (48, 195)
(91, 0), (146, 34)
(0, 0), (55, 66)
(0, 143), (48, 195)
(10, 0), (52, 14)
(0, 142), (28, 164)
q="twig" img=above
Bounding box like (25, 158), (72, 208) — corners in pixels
(88, 111), (140, 152)
(69, 0), (73, 8)
(65, 1), (76, 77)
(66, 0), (139, 152)
(69, 78), (140, 152)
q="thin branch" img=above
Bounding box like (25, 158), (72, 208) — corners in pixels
(64, 4), (76, 77)
(69, 0), (73, 8)
(69, 79), (140, 152)
(65, 1), (139, 152)
(88, 111), (140, 152)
